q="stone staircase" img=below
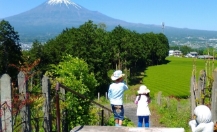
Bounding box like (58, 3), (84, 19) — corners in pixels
(70, 126), (185, 132)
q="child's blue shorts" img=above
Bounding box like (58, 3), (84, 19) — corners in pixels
(111, 104), (124, 120)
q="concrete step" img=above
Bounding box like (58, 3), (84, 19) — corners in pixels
(70, 126), (185, 132)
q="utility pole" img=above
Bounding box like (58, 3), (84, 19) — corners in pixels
(162, 22), (165, 34)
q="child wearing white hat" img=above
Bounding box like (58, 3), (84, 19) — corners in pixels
(108, 70), (128, 127)
(134, 85), (151, 127)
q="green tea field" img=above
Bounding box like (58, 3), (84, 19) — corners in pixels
(142, 56), (216, 98)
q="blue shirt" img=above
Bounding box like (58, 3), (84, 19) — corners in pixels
(108, 81), (128, 105)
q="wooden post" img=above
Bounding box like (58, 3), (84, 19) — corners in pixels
(60, 87), (67, 132)
(101, 109), (104, 126)
(42, 76), (52, 132)
(55, 83), (60, 132)
(211, 69), (217, 123)
(157, 91), (162, 105)
(18, 71), (31, 132)
(1, 74), (13, 132)
(98, 92), (100, 102)
(166, 97), (170, 107)
(105, 92), (107, 100)
(177, 101), (180, 111)
(198, 70), (206, 104)
(190, 76), (196, 118)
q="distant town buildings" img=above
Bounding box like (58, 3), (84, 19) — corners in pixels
(197, 55), (214, 59)
(169, 50), (214, 59)
(169, 50), (182, 57)
(169, 36), (217, 49)
(20, 43), (32, 51)
(169, 50), (174, 56)
(185, 52), (198, 58)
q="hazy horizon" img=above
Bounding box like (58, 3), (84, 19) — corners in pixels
(0, 0), (217, 31)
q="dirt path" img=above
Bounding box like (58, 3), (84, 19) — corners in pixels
(124, 102), (163, 127)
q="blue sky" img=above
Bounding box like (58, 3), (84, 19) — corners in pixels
(0, 0), (216, 31)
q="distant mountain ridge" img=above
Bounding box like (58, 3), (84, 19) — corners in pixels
(3, 0), (138, 43)
(2, 0), (217, 48)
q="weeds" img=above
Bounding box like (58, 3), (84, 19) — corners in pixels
(150, 96), (192, 132)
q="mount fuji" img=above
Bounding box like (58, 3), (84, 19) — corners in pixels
(2, 0), (144, 43)
(2, 0), (217, 46)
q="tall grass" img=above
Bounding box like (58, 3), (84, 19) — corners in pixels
(150, 96), (191, 132)
(142, 56), (215, 98)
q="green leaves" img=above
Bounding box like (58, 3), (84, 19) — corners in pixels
(0, 20), (22, 80)
(48, 55), (98, 94)
(46, 55), (99, 128)
(106, 116), (135, 127)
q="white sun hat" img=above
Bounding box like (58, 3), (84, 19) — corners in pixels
(111, 70), (125, 81)
(137, 85), (150, 94)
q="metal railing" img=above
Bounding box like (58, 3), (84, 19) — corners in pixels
(55, 83), (112, 132)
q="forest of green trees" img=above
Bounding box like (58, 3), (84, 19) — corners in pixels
(0, 20), (170, 94)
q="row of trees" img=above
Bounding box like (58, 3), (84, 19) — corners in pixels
(23, 20), (169, 93)
(0, 20), (169, 93)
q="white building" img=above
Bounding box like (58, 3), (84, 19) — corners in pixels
(169, 50), (174, 56)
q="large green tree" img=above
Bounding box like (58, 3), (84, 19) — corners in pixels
(156, 33), (170, 64)
(0, 20), (22, 79)
(46, 54), (98, 129)
(110, 26), (125, 69)
(40, 21), (112, 93)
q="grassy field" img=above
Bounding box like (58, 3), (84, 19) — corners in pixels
(142, 56), (216, 98)
(122, 56), (216, 131)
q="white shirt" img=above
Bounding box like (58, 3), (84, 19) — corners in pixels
(135, 95), (151, 116)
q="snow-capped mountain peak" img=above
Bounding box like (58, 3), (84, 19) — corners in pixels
(47, 0), (81, 8)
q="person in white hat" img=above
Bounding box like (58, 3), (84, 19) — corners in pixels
(134, 85), (151, 127)
(108, 70), (128, 127)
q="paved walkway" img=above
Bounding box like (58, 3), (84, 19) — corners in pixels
(105, 102), (154, 127)
(124, 103), (155, 127)
(124, 103), (138, 126)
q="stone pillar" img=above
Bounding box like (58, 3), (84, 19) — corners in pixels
(18, 71), (31, 132)
(42, 76), (52, 132)
(0, 74), (13, 132)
